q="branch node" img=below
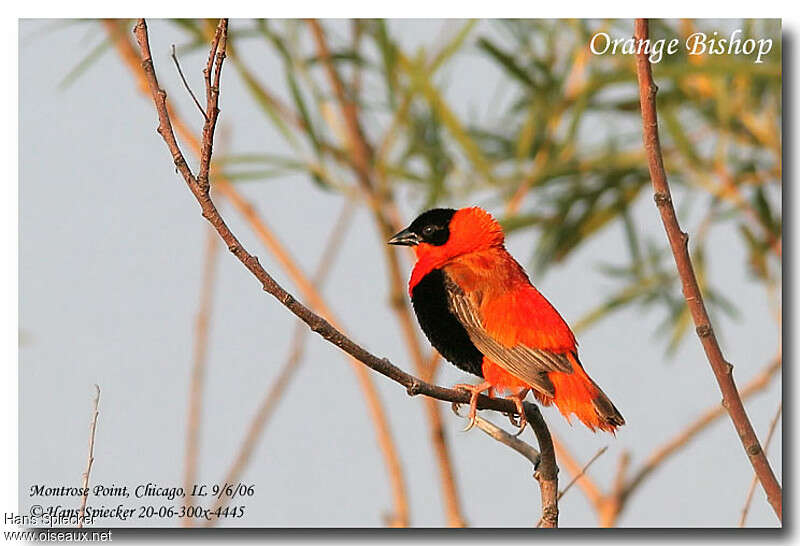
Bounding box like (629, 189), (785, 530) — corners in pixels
(695, 325), (713, 338)
(140, 58), (154, 75)
(747, 444), (762, 457)
(173, 154), (187, 169)
(406, 380), (422, 397)
(653, 192), (671, 208)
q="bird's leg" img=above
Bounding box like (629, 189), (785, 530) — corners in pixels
(507, 389), (530, 437)
(453, 381), (493, 432)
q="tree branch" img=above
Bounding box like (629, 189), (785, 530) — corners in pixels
(551, 433), (604, 511)
(198, 19), (227, 191)
(525, 405), (559, 527)
(77, 385), (100, 529)
(536, 446), (607, 528)
(739, 402), (782, 527)
(455, 410), (540, 466)
(554, 307), (780, 526)
(634, 18), (781, 521)
(453, 408), (559, 527)
(132, 17), (556, 527)
(623, 353), (781, 502)
(118, 20), (411, 525)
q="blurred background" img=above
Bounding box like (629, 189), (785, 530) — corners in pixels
(20, 18), (781, 527)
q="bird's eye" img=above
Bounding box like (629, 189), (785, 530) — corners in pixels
(422, 225), (436, 237)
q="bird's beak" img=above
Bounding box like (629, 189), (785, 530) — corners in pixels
(388, 227), (420, 246)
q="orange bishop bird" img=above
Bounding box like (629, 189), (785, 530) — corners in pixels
(388, 207), (624, 434)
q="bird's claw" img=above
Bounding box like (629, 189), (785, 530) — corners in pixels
(507, 389), (530, 437)
(452, 381), (492, 433)
(461, 416), (477, 432)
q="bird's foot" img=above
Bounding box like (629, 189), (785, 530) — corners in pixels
(506, 389), (530, 437)
(453, 381), (493, 432)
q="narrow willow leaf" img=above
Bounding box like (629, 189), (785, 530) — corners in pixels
(59, 37), (112, 89)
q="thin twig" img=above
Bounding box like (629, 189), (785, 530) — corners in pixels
(551, 433), (604, 510)
(739, 403), (782, 527)
(558, 446), (608, 503)
(634, 18), (781, 521)
(170, 44), (208, 122)
(454, 408), (560, 528)
(455, 409), (540, 466)
(77, 385), (100, 529)
(536, 446), (607, 528)
(197, 19), (227, 191)
(181, 226), (219, 526)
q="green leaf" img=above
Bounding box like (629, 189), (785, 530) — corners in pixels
(399, 53), (495, 184)
(476, 37), (535, 88)
(59, 36), (111, 89)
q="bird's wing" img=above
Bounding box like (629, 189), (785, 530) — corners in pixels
(442, 272), (574, 396)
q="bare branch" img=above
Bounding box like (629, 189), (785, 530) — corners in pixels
(553, 352), (780, 527)
(197, 19), (227, 191)
(133, 18), (557, 527)
(634, 18), (781, 521)
(77, 385), (100, 529)
(524, 405), (559, 527)
(536, 446), (607, 528)
(454, 408), (540, 466)
(558, 446), (608, 503)
(624, 353), (781, 501)
(119, 21), (411, 526)
(454, 407), (559, 528)
(739, 403), (782, 527)
(551, 433), (604, 510)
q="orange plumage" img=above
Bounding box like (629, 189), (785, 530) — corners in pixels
(389, 206), (624, 433)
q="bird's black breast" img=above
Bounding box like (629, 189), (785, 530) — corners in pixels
(410, 269), (484, 377)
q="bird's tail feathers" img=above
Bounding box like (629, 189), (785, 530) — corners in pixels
(536, 353), (624, 433)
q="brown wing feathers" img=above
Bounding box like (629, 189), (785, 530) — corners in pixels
(442, 273), (573, 397)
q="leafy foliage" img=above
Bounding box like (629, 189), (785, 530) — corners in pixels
(77, 18), (782, 352)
